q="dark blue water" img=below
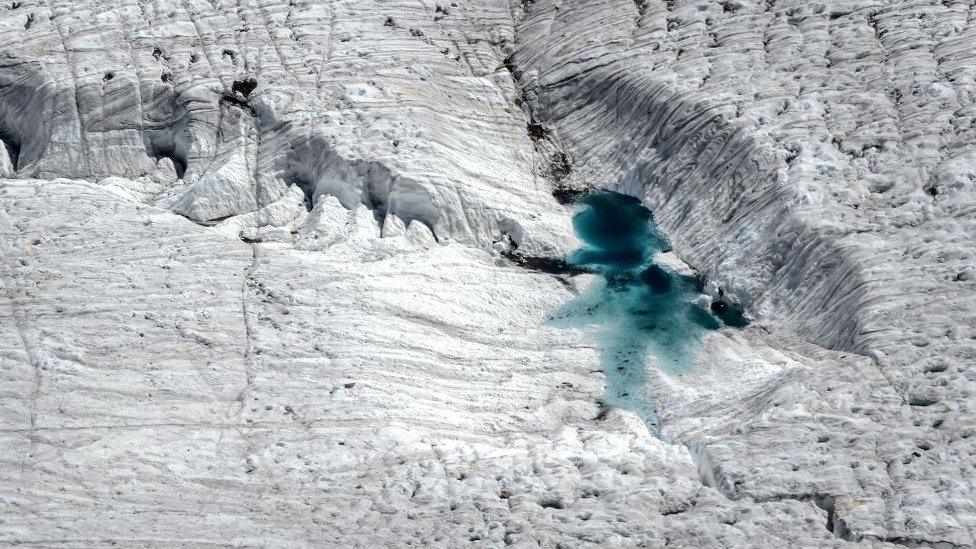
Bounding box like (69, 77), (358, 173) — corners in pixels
(548, 191), (745, 433)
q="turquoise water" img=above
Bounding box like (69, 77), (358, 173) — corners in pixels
(548, 191), (745, 433)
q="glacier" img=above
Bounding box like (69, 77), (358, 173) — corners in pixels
(0, 0), (975, 547)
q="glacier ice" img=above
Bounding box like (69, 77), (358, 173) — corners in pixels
(0, 0), (974, 546)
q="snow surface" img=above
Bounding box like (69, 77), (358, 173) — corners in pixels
(1, 0), (975, 547)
